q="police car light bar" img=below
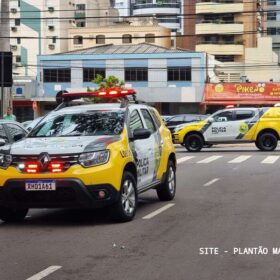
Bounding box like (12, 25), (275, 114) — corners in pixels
(58, 88), (136, 103)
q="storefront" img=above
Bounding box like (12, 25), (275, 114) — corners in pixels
(203, 83), (280, 114)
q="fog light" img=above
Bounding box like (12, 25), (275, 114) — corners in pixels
(98, 190), (106, 199)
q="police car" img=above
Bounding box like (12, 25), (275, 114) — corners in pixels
(0, 89), (176, 222)
(173, 107), (280, 152)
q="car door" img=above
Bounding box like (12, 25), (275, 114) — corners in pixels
(204, 110), (236, 142)
(231, 109), (257, 140)
(140, 108), (162, 185)
(4, 123), (27, 143)
(0, 124), (9, 144)
(128, 109), (155, 189)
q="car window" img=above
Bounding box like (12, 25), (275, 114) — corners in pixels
(185, 115), (198, 122)
(141, 109), (156, 133)
(30, 110), (125, 137)
(149, 109), (161, 128)
(129, 110), (144, 133)
(6, 124), (26, 140)
(236, 110), (255, 120)
(213, 111), (234, 122)
(168, 115), (184, 123)
(0, 124), (8, 143)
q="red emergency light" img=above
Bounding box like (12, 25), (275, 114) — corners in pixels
(48, 162), (64, 173)
(25, 162), (40, 174)
(58, 88), (136, 103)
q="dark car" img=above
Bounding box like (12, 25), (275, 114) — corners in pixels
(165, 114), (208, 133)
(0, 120), (28, 147)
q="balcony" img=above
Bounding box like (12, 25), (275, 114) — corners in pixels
(196, 1), (244, 14)
(196, 41), (244, 55)
(196, 21), (244, 35)
(133, 3), (180, 16)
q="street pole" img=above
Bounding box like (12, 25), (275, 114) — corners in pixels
(0, 0), (11, 118)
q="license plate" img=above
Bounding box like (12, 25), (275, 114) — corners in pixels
(25, 180), (56, 191)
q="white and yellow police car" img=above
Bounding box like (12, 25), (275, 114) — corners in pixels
(173, 107), (280, 152)
(0, 89), (176, 222)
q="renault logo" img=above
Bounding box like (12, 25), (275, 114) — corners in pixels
(38, 153), (51, 169)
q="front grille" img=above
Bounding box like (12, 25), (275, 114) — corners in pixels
(11, 154), (80, 172)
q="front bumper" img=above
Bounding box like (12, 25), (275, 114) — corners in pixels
(0, 179), (119, 209)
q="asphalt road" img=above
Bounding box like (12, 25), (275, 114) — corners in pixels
(1, 144), (280, 280)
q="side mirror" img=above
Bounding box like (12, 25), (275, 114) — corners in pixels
(13, 133), (26, 142)
(132, 128), (151, 141)
(208, 117), (214, 123)
(0, 139), (6, 147)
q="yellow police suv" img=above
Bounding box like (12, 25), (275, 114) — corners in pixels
(0, 89), (176, 222)
(173, 107), (280, 152)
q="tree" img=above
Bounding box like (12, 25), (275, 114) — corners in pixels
(85, 75), (125, 103)
(93, 74), (125, 90)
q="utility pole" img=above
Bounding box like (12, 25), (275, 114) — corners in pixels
(0, 0), (12, 118)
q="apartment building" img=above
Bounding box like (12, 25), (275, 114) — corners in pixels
(9, 0), (118, 77)
(132, 0), (181, 46)
(114, 0), (131, 17)
(267, 0), (280, 60)
(68, 18), (171, 51)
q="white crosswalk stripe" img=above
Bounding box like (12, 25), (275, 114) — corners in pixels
(261, 156), (280, 164)
(197, 155), (223, 164)
(228, 155), (252, 163)
(177, 156), (194, 164)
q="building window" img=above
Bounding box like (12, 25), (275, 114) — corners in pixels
(76, 4), (86, 10)
(125, 67), (148, 82)
(167, 67), (192, 81)
(43, 69), (71, 83)
(16, 56), (21, 63)
(83, 68), (106, 82)
(52, 36), (57, 44)
(145, 33), (155, 43)
(15, 19), (20, 26)
(96, 35), (105, 44)
(17, 37), (21, 44)
(215, 55), (235, 62)
(122, 34), (132, 44)
(73, 35), (83, 45)
(268, 12), (277, 20)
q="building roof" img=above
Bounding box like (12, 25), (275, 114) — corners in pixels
(59, 43), (186, 55)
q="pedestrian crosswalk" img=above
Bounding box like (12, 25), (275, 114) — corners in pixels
(177, 155), (280, 165)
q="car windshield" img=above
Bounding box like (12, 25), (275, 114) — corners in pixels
(29, 109), (125, 137)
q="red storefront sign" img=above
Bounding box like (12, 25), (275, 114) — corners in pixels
(204, 83), (280, 105)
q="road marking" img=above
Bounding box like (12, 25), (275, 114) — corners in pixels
(177, 156), (194, 164)
(197, 155), (222, 164)
(26, 266), (62, 280)
(142, 203), (175, 220)
(204, 178), (220, 187)
(228, 155), (251, 163)
(262, 156), (280, 164)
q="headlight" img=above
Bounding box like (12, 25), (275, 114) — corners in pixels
(79, 150), (110, 168)
(0, 154), (12, 169)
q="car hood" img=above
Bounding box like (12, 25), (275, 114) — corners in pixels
(10, 135), (121, 155)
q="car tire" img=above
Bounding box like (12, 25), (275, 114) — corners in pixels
(256, 132), (278, 151)
(156, 160), (176, 201)
(0, 207), (28, 223)
(111, 171), (137, 222)
(184, 134), (204, 152)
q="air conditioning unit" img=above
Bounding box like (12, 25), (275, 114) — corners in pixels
(48, 25), (55, 31)
(10, 8), (17, 13)
(11, 26), (17, 32)
(11, 45), (18, 51)
(48, 7), (54, 12)
(49, 44), (55, 50)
